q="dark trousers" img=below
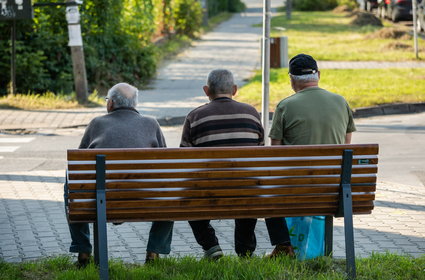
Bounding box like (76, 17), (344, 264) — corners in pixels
(189, 218), (257, 256)
(265, 217), (292, 246)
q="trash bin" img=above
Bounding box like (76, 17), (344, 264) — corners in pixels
(270, 37), (288, 68)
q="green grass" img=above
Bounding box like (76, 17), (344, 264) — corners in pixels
(1, 253), (424, 280)
(0, 91), (104, 110)
(267, 11), (424, 61)
(236, 68), (425, 110)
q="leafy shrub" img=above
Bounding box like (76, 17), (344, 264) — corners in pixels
(337, 0), (358, 9)
(293, 0), (339, 11)
(0, 0), (243, 96)
(208, 0), (246, 17)
(173, 0), (203, 37)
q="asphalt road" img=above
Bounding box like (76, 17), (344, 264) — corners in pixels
(0, 112), (424, 187)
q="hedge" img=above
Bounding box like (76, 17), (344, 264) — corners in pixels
(0, 0), (242, 96)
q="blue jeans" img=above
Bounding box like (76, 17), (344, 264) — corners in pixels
(65, 181), (174, 254)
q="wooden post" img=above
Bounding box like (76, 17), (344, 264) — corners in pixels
(66, 0), (88, 104)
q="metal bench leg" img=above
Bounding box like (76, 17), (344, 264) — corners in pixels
(325, 215), (333, 257)
(339, 150), (356, 280)
(95, 155), (109, 280)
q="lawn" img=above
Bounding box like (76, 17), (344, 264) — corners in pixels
(1, 253), (424, 280)
(268, 11), (424, 61)
(236, 68), (425, 111)
(0, 92), (104, 110)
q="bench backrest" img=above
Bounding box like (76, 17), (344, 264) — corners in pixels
(66, 144), (378, 223)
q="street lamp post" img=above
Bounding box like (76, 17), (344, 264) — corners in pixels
(262, 0), (271, 146)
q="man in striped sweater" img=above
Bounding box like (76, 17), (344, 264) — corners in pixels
(180, 69), (293, 259)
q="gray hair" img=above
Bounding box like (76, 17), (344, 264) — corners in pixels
(207, 69), (235, 95)
(107, 83), (138, 108)
(290, 73), (319, 83)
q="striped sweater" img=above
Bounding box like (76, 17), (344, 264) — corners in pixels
(180, 97), (264, 147)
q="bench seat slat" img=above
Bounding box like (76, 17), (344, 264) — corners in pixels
(68, 184), (376, 200)
(68, 194), (375, 210)
(68, 204), (374, 223)
(68, 176), (377, 191)
(67, 144), (379, 161)
(67, 158), (379, 171)
(67, 166), (378, 181)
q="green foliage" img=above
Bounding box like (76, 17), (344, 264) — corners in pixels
(173, 0), (203, 38)
(0, 0), (208, 96)
(208, 0), (246, 18)
(293, 0), (339, 11)
(337, 0), (358, 9)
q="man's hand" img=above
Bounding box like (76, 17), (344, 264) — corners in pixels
(271, 139), (283, 145)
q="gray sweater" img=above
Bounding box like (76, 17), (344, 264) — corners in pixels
(79, 108), (166, 149)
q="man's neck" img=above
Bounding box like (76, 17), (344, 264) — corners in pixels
(295, 82), (319, 92)
(211, 94), (233, 101)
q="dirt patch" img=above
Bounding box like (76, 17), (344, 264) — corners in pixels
(333, 5), (353, 13)
(350, 11), (383, 26)
(366, 27), (412, 40)
(382, 42), (413, 51)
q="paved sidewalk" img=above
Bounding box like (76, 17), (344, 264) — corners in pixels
(0, 170), (424, 263)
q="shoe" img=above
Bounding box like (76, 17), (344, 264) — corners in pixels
(204, 245), (224, 260)
(145, 251), (159, 264)
(267, 244), (295, 258)
(76, 252), (91, 268)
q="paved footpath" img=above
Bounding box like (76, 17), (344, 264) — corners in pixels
(1, 171), (424, 263)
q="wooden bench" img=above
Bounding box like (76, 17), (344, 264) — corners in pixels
(66, 144), (379, 280)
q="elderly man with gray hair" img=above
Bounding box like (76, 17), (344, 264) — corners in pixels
(180, 69), (294, 259)
(66, 83), (173, 267)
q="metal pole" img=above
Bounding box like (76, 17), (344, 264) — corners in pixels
(262, 0), (271, 146)
(286, 0), (292, 20)
(11, 19), (16, 95)
(412, 0), (419, 59)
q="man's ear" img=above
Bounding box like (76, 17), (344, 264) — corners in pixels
(203, 85), (210, 97)
(318, 71), (321, 80)
(232, 85), (238, 96)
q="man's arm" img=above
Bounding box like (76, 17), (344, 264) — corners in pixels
(180, 118), (193, 147)
(345, 133), (352, 144)
(271, 139), (283, 145)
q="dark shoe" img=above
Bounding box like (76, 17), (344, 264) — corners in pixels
(145, 251), (159, 264)
(76, 252), (91, 268)
(267, 244), (295, 258)
(204, 245), (224, 260)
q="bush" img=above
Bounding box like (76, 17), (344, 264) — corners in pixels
(208, 0), (246, 18)
(293, 0), (339, 11)
(0, 0), (207, 96)
(337, 0), (358, 9)
(173, 0), (203, 38)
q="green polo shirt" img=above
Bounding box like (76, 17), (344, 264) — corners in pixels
(269, 87), (356, 145)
